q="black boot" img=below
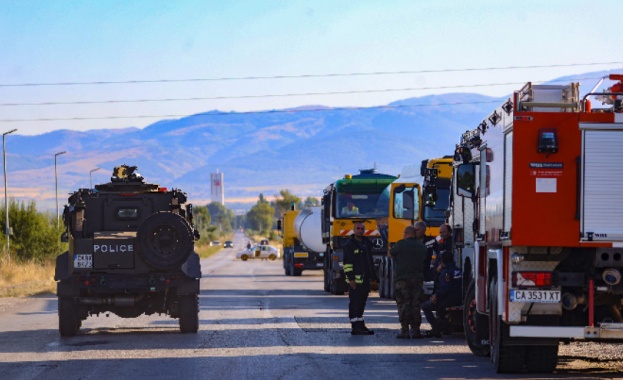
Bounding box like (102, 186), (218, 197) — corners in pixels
(360, 321), (374, 335)
(396, 323), (410, 339)
(351, 321), (373, 335)
(410, 325), (423, 339)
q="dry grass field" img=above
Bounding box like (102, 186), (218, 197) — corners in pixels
(0, 261), (56, 297)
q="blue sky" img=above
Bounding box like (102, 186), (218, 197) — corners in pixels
(1, 0), (622, 135)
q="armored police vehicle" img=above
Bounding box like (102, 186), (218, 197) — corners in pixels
(54, 165), (201, 336)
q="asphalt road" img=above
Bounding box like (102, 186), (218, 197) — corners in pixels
(0, 232), (622, 379)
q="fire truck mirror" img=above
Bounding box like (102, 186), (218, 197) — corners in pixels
(457, 164), (475, 198)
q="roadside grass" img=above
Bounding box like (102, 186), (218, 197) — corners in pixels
(196, 243), (223, 259)
(0, 260), (56, 298)
(0, 237), (231, 298)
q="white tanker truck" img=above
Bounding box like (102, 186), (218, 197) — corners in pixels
(278, 206), (324, 276)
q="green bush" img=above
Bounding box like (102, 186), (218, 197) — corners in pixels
(1, 199), (67, 264)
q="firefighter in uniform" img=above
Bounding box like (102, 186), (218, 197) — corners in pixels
(422, 250), (462, 337)
(388, 225), (426, 339)
(343, 221), (377, 335)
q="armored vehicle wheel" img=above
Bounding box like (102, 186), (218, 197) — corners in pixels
(241, 254), (249, 261)
(463, 280), (490, 357)
(268, 254), (277, 261)
(137, 212), (193, 270)
(58, 297), (80, 337)
(179, 294), (199, 333)
(293, 269), (302, 276)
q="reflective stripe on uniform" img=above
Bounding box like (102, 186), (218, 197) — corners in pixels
(345, 274), (363, 284)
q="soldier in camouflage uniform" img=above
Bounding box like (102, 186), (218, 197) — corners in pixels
(388, 225), (427, 339)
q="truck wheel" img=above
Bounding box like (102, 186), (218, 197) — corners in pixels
(388, 259), (395, 299)
(241, 254), (248, 261)
(293, 269), (303, 276)
(490, 279), (526, 373)
(329, 274), (344, 295)
(323, 268), (330, 292)
(179, 294), (199, 333)
(463, 280), (490, 357)
(137, 212), (193, 270)
(378, 258), (386, 299)
(284, 255), (291, 275)
(526, 345), (558, 373)
(268, 254), (277, 261)
(58, 297), (80, 337)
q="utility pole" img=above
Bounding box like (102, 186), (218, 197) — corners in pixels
(3, 129), (17, 264)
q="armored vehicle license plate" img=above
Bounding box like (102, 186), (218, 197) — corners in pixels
(510, 289), (560, 303)
(294, 252), (308, 258)
(74, 254), (93, 269)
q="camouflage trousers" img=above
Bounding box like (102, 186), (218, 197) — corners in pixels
(394, 278), (423, 328)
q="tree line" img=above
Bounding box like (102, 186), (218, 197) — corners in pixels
(0, 190), (317, 265)
(245, 190), (319, 238)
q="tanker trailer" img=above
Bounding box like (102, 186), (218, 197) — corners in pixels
(278, 206), (325, 276)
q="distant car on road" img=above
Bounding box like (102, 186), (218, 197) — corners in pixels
(236, 245), (280, 261)
(210, 240), (221, 247)
(224, 241), (233, 248)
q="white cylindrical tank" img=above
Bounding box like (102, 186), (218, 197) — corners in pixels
(294, 206), (324, 253)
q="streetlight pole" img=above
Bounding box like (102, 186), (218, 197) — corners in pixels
(3, 128), (17, 265)
(89, 167), (101, 189)
(55, 151), (66, 228)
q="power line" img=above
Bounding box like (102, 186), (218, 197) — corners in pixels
(0, 75), (605, 108)
(0, 100), (504, 123)
(1, 62), (620, 88)
(0, 81), (524, 107)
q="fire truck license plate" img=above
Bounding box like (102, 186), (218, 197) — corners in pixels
(510, 289), (560, 303)
(74, 254), (93, 269)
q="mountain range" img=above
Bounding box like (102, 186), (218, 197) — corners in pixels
(4, 70), (617, 214)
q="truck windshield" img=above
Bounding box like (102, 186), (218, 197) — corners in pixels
(336, 187), (390, 219)
(422, 188), (449, 227)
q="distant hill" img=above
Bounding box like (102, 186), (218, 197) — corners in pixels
(5, 69), (618, 213)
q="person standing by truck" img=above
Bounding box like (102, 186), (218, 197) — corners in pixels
(343, 221), (377, 335)
(388, 225), (427, 339)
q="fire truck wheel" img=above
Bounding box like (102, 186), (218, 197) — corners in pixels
(526, 345), (558, 373)
(463, 280), (490, 357)
(137, 212), (193, 270)
(178, 294), (199, 333)
(58, 297), (80, 337)
(490, 278), (526, 373)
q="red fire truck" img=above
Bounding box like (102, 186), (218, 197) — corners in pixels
(451, 74), (623, 373)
